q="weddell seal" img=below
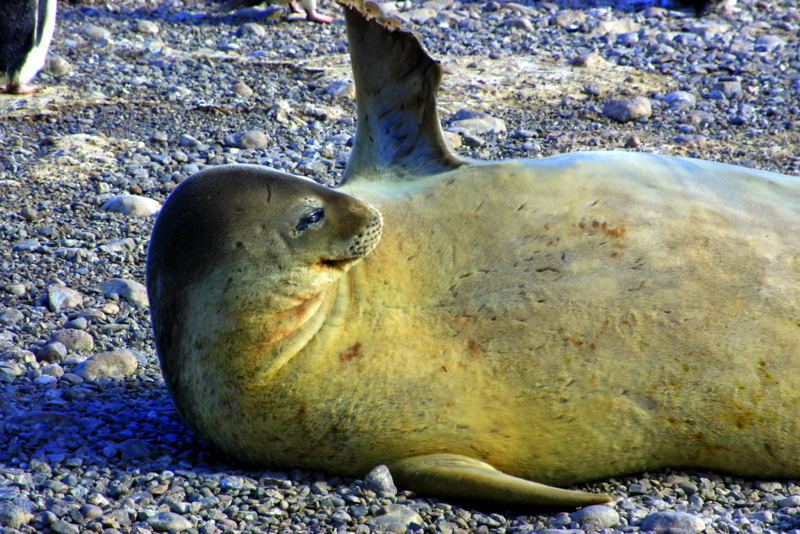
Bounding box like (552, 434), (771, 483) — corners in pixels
(146, 0), (800, 509)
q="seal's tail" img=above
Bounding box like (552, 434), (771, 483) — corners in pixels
(338, 0), (470, 183)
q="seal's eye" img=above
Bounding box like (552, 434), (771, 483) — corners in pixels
(295, 209), (325, 232)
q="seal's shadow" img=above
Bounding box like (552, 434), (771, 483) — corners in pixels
(1, 372), (242, 475)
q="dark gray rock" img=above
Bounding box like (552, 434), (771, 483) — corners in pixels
(368, 504), (423, 533)
(63, 317), (88, 330)
(603, 96), (652, 122)
(12, 239), (41, 252)
(48, 329), (94, 353)
(571, 504), (620, 529)
(364, 465), (397, 495)
(119, 438), (159, 460)
(51, 519), (81, 534)
(147, 511), (193, 532)
(0, 503), (33, 529)
(0, 308), (25, 325)
(640, 511), (705, 534)
(777, 495), (800, 507)
(225, 130), (269, 150)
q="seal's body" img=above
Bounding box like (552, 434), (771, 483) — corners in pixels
(0, 0), (56, 94)
(343, 153), (800, 486)
(147, 0), (800, 509)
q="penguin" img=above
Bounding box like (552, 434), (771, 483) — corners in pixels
(658, 0), (737, 15)
(0, 0), (57, 94)
(218, 0), (333, 24)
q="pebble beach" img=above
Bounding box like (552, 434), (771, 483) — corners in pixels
(1, 0), (800, 532)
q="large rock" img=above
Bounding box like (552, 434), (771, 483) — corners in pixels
(640, 511), (706, 534)
(96, 278), (149, 307)
(572, 505), (620, 529)
(368, 504), (424, 533)
(47, 285), (83, 313)
(48, 329), (94, 353)
(603, 96), (652, 122)
(0, 502), (33, 529)
(101, 195), (162, 217)
(364, 465), (397, 494)
(76, 350), (139, 380)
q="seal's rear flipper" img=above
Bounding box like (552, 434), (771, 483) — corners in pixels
(389, 454), (612, 510)
(338, 0), (470, 183)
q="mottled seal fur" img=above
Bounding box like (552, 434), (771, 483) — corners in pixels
(146, 0), (800, 510)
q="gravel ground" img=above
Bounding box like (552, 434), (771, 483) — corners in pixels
(1, 0), (800, 532)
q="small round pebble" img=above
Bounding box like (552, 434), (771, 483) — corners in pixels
(226, 130), (269, 149)
(624, 135), (640, 148)
(778, 494), (800, 507)
(36, 342), (68, 362)
(63, 316), (88, 330)
(232, 81), (254, 97)
(4, 283), (27, 296)
(178, 133), (201, 147)
(147, 511), (193, 532)
(81, 23), (109, 41)
(51, 519), (80, 534)
(756, 481), (783, 492)
(502, 17), (533, 31)
(44, 56), (73, 76)
(137, 20), (159, 34)
(326, 80), (355, 98)
(674, 134), (706, 148)
(664, 91), (697, 111)
(640, 510), (706, 534)
(0, 308), (24, 325)
(237, 22), (266, 37)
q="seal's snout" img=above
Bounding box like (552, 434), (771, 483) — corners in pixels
(313, 200), (382, 271)
(347, 204), (383, 258)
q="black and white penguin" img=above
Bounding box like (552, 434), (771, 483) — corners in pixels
(0, 0), (57, 94)
(218, 0), (333, 24)
(658, 0), (737, 14)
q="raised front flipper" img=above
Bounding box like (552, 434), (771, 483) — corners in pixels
(389, 454), (612, 510)
(338, 0), (470, 183)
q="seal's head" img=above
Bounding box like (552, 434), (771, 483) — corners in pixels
(148, 163), (382, 305)
(146, 164), (383, 421)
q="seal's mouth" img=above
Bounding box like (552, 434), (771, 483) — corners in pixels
(315, 257), (361, 270)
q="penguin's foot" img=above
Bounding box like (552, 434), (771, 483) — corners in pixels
(4, 83), (39, 95)
(290, 0), (333, 22)
(305, 10), (333, 22)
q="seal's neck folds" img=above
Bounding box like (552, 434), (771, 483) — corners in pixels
(235, 271), (355, 381)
